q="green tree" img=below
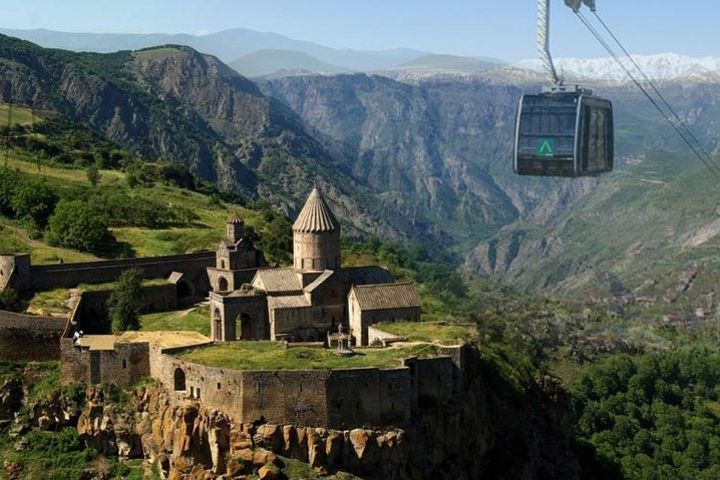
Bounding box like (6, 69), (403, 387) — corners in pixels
(45, 200), (110, 252)
(11, 180), (58, 228)
(86, 163), (101, 186)
(108, 268), (142, 333)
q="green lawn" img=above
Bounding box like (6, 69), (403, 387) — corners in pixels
(374, 321), (477, 345)
(178, 341), (441, 371)
(0, 103), (37, 127)
(26, 288), (73, 316)
(140, 305), (210, 336)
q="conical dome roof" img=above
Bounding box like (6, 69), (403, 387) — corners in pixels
(292, 187), (339, 233)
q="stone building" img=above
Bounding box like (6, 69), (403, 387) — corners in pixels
(348, 283), (421, 346)
(209, 187), (420, 344)
(205, 213), (265, 293)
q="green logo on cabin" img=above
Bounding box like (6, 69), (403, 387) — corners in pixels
(536, 138), (556, 157)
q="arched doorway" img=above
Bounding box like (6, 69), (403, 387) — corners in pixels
(213, 308), (222, 341)
(218, 277), (229, 292)
(177, 280), (193, 298)
(173, 368), (186, 391)
(236, 313), (252, 340)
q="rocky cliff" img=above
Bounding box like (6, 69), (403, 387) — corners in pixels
(0, 35), (406, 241)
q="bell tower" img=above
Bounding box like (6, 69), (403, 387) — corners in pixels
(226, 213), (244, 243)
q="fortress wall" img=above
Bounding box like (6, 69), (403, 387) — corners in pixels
(0, 310), (67, 361)
(240, 370), (330, 427)
(326, 368), (382, 428)
(377, 368), (413, 426)
(61, 340), (150, 387)
(404, 356), (456, 407)
(61, 338), (90, 384)
(150, 348), (245, 420)
(28, 252), (215, 292)
(94, 342), (150, 387)
(75, 284), (178, 334)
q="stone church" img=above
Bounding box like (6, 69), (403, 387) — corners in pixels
(208, 187), (421, 345)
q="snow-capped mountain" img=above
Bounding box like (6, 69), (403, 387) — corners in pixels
(517, 53), (720, 81)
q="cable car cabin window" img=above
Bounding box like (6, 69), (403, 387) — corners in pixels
(578, 100), (613, 174)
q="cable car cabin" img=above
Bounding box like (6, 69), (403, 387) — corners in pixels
(514, 88), (614, 177)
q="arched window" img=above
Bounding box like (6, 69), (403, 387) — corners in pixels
(219, 277), (229, 292)
(173, 368), (186, 391)
(220, 260), (226, 269)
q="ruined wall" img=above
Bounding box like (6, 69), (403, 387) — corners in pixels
(0, 310), (67, 360)
(22, 252), (214, 292)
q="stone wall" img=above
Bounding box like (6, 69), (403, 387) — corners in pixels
(270, 303), (343, 341)
(5, 252), (214, 293)
(0, 309), (67, 361)
(148, 345), (459, 430)
(75, 283), (178, 334)
(210, 292), (268, 342)
(61, 339), (150, 387)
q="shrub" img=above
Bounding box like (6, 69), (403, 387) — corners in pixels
(11, 180), (58, 228)
(45, 200), (111, 252)
(0, 288), (24, 312)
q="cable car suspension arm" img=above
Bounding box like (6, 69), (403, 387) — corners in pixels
(538, 0), (560, 85)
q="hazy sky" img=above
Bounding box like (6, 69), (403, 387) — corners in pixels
(3, 1), (719, 61)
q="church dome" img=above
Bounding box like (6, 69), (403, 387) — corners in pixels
(292, 188), (339, 233)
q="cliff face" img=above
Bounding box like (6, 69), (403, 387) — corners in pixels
(72, 349), (578, 480)
(0, 35), (406, 241)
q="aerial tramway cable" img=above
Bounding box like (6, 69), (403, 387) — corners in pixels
(572, 9), (720, 179)
(589, 10), (720, 176)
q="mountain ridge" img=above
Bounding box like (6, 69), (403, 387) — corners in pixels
(518, 52), (720, 81)
(0, 27), (428, 71)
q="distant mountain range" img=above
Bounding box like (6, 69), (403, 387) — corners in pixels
(0, 27), (426, 72)
(229, 49), (350, 78)
(518, 53), (720, 81)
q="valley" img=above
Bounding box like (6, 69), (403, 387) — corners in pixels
(1, 20), (720, 479)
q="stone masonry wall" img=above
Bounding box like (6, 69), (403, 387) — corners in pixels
(0, 310), (67, 360)
(75, 284), (178, 334)
(148, 346), (458, 430)
(25, 252), (214, 292)
(61, 340), (150, 387)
